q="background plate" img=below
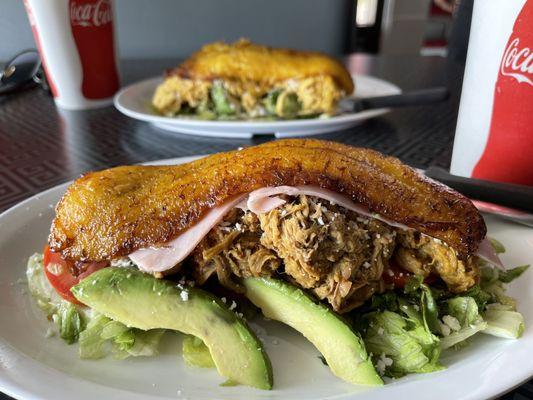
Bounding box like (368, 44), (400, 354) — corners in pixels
(0, 156), (532, 400)
(114, 75), (401, 138)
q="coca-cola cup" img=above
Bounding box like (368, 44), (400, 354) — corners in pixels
(451, 0), (533, 186)
(23, 0), (120, 110)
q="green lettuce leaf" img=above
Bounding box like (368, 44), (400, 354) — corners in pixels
(498, 265), (529, 283)
(482, 308), (524, 339)
(79, 313), (164, 359)
(404, 276), (441, 335)
(79, 314), (112, 359)
(439, 297), (487, 350)
(56, 301), (85, 344)
(362, 308), (443, 377)
(26, 253), (58, 316)
(489, 237), (506, 254)
(463, 285), (492, 311)
(113, 329), (165, 360)
(27, 253), (85, 343)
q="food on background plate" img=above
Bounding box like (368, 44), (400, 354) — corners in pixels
(29, 139), (528, 389)
(152, 39), (354, 120)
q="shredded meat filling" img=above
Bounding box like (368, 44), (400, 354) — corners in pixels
(394, 231), (479, 293)
(188, 195), (480, 313)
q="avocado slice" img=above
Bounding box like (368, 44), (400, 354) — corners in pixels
(71, 268), (272, 389)
(242, 277), (383, 386)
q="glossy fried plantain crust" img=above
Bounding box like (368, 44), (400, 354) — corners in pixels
(49, 139), (486, 262)
(170, 39), (354, 94)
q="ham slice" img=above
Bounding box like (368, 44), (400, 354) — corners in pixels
(130, 185), (494, 273)
(247, 185), (409, 229)
(475, 237), (505, 270)
(129, 195), (246, 273)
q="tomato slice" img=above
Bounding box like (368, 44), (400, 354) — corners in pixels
(43, 245), (107, 305)
(382, 261), (411, 288)
(383, 261), (438, 289)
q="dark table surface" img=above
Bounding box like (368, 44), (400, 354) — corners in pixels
(0, 54), (531, 399)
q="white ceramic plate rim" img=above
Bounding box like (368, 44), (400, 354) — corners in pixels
(0, 156), (532, 400)
(113, 75), (401, 138)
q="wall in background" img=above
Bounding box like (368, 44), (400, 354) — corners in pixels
(1, 0), (352, 61)
(380, 0), (431, 54)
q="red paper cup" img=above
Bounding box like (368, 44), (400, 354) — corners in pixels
(451, 0), (533, 186)
(23, 0), (120, 109)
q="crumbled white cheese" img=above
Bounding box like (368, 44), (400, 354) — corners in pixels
(229, 301), (237, 310)
(377, 327), (384, 336)
(180, 291), (189, 301)
(439, 322), (451, 337)
(235, 222), (242, 231)
(376, 353), (393, 375)
(221, 297), (227, 303)
(110, 257), (137, 269)
(317, 216), (325, 226)
(442, 315), (461, 332)
(363, 261), (371, 269)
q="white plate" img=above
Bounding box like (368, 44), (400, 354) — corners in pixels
(0, 156), (532, 400)
(114, 75), (401, 138)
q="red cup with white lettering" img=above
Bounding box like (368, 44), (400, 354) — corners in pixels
(23, 0), (120, 110)
(451, 0), (533, 186)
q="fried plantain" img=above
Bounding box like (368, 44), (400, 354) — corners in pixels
(49, 139), (486, 262)
(171, 39), (354, 94)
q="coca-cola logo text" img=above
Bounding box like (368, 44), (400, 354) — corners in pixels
(501, 38), (533, 86)
(70, 0), (112, 27)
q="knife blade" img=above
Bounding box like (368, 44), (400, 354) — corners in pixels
(339, 87), (449, 113)
(425, 166), (533, 214)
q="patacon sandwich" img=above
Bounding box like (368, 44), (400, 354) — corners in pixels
(27, 139), (528, 390)
(152, 39), (354, 119)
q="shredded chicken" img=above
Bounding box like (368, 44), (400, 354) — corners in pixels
(191, 209), (281, 293)
(152, 74), (344, 117)
(394, 231), (479, 293)
(257, 195), (395, 312)
(152, 76), (211, 116)
(188, 195), (480, 313)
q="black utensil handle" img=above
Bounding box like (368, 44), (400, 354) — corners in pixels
(360, 87), (449, 110)
(425, 166), (533, 213)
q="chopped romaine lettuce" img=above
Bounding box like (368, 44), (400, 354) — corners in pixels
(79, 314), (112, 359)
(439, 297), (487, 350)
(463, 285), (492, 311)
(275, 91), (301, 118)
(263, 90), (281, 115)
(113, 329), (165, 360)
(211, 82), (238, 115)
(27, 253), (85, 343)
(182, 335), (216, 368)
(56, 301), (85, 344)
(362, 308), (443, 377)
(26, 253), (58, 315)
(482, 309), (524, 339)
(27, 253), (165, 357)
(404, 276), (441, 335)
(498, 265), (529, 283)
(489, 237), (506, 254)
(446, 297), (479, 327)
(78, 313), (164, 359)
